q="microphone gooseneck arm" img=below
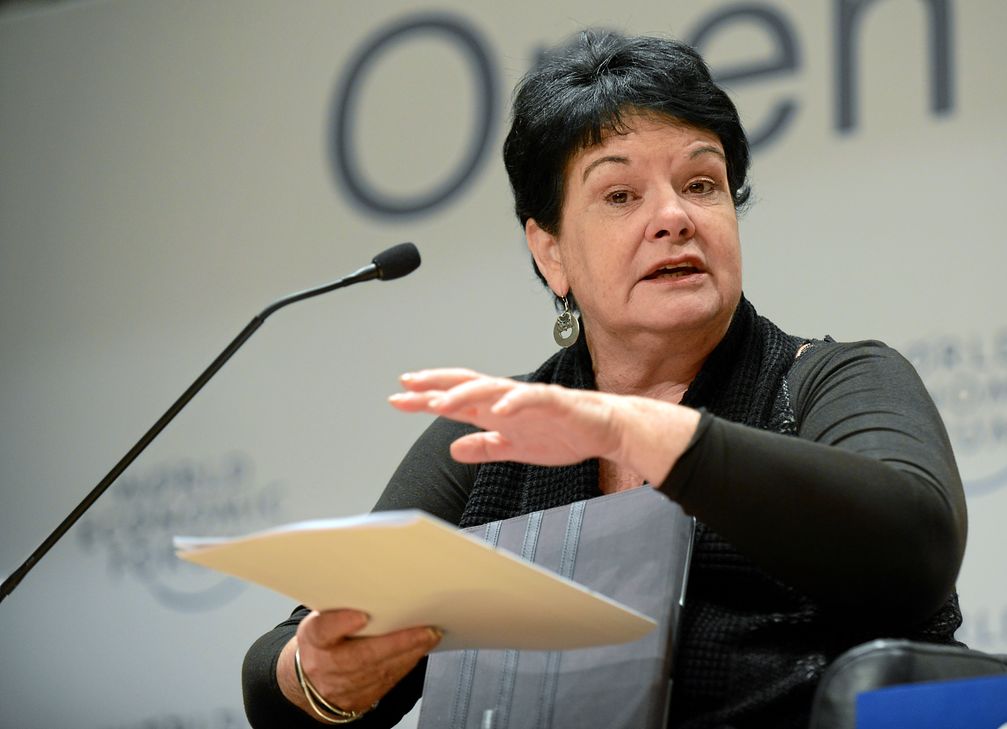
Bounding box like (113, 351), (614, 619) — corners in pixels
(0, 242), (420, 604)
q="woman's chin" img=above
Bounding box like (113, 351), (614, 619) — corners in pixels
(638, 291), (732, 332)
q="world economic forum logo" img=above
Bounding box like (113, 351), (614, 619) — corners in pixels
(78, 452), (284, 611)
(904, 328), (1007, 496)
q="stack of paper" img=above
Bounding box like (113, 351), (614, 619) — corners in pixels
(175, 510), (655, 651)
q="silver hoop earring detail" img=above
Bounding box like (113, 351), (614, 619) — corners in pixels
(553, 296), (580, 348)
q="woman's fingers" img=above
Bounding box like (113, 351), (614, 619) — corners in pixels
(391, 370), (530, 423)
(336, 625), (440, 680)
(428, 377), (518, 414)
(490, 382), (563, 415)
(300, 609), (369, 649)
(399, 368), (482, 391)
(391, 369), (632, 467)
(403, 373), (560, 417)
(296, 611), (442, 714)
(310, 628), (439, 706)
(387, 390), (444, 412)
(392, 367), (702, 493)
(390, 369), (502, 415)
(450, 431), (514, 463)
(389, 381), (510, 416)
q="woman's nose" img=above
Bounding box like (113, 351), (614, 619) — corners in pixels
(645, 190), (696, 242)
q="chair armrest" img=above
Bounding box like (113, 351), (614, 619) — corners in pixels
(808, 639), (1007, 729)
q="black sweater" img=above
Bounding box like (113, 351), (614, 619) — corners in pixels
(242, 340), (966, 727)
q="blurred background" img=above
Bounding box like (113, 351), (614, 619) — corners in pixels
(2, 1), (1004, 727)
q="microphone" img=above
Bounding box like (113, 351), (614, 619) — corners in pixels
(372, 241), (422, 281)
(1, 243), (421, 604)
(333, 242), (422, 286)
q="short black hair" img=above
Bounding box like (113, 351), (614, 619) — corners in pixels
(502, 30), (751, 300)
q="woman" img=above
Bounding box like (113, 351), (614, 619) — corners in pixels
(243, 30), (966, 728)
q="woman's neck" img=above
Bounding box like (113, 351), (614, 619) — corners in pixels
(587, 321), (728, 403)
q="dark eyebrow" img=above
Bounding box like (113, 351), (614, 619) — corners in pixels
(581, 155), (630, 183)
(689, 145), (726, 161)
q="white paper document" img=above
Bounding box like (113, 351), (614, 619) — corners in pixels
(175, 510), (656, 651)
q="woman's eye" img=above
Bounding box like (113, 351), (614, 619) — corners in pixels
(606, 190), (632, 204)
(686, 179), (716, 195)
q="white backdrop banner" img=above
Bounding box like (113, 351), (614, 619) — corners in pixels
(1, 1), (1004, 727)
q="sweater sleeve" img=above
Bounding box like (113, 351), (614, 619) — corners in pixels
(241, 417), (477, 728)
(372, 416), (479, 520)
(660, 340), (967, 625)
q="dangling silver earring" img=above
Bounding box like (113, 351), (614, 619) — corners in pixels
(553, 296), (580, 348)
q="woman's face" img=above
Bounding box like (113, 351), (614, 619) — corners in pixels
(528, 115), (742, 346)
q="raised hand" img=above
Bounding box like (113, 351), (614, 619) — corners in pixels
(389, 368), (623, 466)
(388, 368), (700, 486)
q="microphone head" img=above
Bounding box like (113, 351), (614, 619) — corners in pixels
(372, 242), (421, 281)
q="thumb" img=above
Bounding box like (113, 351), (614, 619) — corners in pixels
(298, 609), (370, 650)
(450, 431), (515, 463)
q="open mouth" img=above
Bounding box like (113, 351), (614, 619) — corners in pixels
(642, 264), (702, 281)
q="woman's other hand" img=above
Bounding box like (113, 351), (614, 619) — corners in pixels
(389, 368), (700, 486)
(278, 609), (440, 719)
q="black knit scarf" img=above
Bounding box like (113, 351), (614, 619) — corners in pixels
(459, 295), (802, 528)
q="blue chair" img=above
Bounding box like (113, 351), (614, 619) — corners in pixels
(809, 639), (1007, 729)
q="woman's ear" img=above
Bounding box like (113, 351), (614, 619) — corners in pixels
(526, 219), (568, 296)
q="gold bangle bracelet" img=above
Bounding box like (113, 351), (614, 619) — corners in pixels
(294, 646), (373, 724)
